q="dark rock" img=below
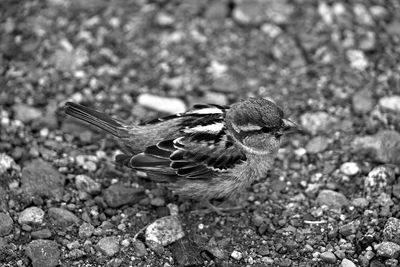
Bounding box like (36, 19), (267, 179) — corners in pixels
(0, 212), (13, 236)
(170, 237), (203, 266)
(31, 229), (52, 239)
(340, 221), (360, 237)
(21, 159), (65, 201)
(25, 239), (60, 267)
(103, 184), (145, 208)
(48, 207), (80, 226)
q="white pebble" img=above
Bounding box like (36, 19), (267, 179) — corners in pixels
(231, 250), (243, 260)
(340, 162), (360, 176)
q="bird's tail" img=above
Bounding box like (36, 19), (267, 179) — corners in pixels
(64, 102), (129, 138)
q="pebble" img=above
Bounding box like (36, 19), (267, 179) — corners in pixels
(31, 229), (52, 239)
(137, 94), (186, 114)
(375, 241), (400, 258)
(316, 190), (349, 209)
(145, 215), (185, 248)
(150, 197), (166, 207)
(205, 1), (229, 20)
(231, 250), (243, 260)
(353, 131), (400, 165)
(346, 49), (368, 71)
(212, 74), (240, 93)
(0, 212), (13, 236)
(320, 251), (337, 263)
(341, 258), (357, 267)
(78, 222), (95, 238)
(340, 221), (360, 237)
(48, 207), (80, 226)
(75, 174), (101, 195)
(364, 165), (395, 194)
(379, 95), (400, 113)
(13, 104), (43, 123)
(340, 162), (360, 176)
(352, 89), (375, 114)
(383, 217), (400, 244)
(300, 112), (337, 135)
(21, 159), (65, 201)
(0, 153), (19, 174)
(97, 236), (120, 256)
(18, 207), (45, 225)
(306, 136), (329, 153)
(25, 239), (60, 267)
(132, 239), (148, 257)
(103, 183), (145, 208)
(351, 198), (369, 208)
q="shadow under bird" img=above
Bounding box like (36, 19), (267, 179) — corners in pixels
(65, 98), (300, 203)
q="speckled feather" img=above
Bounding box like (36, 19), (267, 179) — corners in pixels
(65, 98), (287, 199)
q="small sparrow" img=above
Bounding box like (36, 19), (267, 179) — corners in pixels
(65, 98), (299, 201)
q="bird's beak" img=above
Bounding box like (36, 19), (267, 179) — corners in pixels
(281, 118), (307, 135)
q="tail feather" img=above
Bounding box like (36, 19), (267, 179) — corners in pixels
(65, 102), (129, 137)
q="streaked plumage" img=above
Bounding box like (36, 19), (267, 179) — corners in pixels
(65, 98), (298, 199)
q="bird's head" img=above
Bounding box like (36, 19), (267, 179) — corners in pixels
(225, 98), (299, 155)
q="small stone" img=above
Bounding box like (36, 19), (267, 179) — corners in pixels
(78, 222), (95, 238)
(383, 217), (400, 244)
(103, 183), (145, 208)
(97, 236), (120, 256)
(351, 198), (369, 208)
(352, 89), (375, 114)
(205, 1), (229, 20)
(25, 239), (60, 267)
(48, 207), (80, 226)
(67, 240), (80, 250)
(320, 251), (337, 263)
(137, 94), (186, 114)
(231, 250), (243, 260)
(212, 74), (240, 93)
(364, 165), (396, 194)
(21, 159), (65, 201)
(0, 212), (13, 236)
(155, 12), (175, 26)
(379, 95), (400, 113)
(31, 229), (52, 239)
(132, 239), (148, 257)
(316, 190), (349, 209)
(150, 197), (165, 207)
(75, 175), (101, 195)
(340, 162), (360, 176)
(300, 112), (338, 135)
(346, 50), (368, 71)
(0, 153), (19, 175)
(375, 241), (400, 258)
(341, 258), (357, 267)
(13, 104), (43, 123)
(340, 221), (360, 237)
(145, 215), (185, 248)
(18, 207), (45, 225)
(306, 136), (329, 153)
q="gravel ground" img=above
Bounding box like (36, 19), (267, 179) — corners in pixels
(1, 0), (400, 266)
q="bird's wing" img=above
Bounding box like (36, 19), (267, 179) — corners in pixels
(116, 104), (246, 180)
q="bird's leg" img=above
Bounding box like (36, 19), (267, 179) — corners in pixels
(191, 199), (245, 216)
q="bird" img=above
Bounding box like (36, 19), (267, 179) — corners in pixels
(64, 98), (300, 209)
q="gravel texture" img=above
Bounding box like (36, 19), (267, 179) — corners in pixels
(1, 0), (400, 266)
